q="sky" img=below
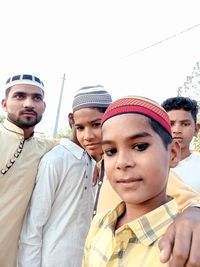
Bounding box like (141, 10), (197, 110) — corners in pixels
(0, 0), (200, 136)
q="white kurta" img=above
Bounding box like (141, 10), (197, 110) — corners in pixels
(18, 138), (96, 267)
(173, 153), (200, 193)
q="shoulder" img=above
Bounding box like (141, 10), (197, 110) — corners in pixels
(32, 137), (57, 151)
(39, 139), (82, 166)
(40, 143), (69, 163)
(87, 211), (112, 239)
(92, 210), (112, 227)
(191, 152), (200, 160)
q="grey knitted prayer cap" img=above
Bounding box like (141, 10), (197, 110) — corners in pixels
(72, 85), (112, 112)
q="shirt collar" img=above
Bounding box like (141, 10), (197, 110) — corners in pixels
(60, 138), (90, 160)
(107, 198), (179, 246)
(3, 119), (24, 137)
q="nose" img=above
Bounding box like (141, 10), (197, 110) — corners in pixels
(116, 150), (134, 170)
(172, 124), (181, 134)
(23, 97), (35, 108)
(84, 128), (95, 141)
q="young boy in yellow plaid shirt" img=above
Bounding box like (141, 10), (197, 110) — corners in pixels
(82, 95), (181, 267)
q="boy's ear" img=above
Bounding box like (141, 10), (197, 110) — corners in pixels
(68, 113), (74, 128)
(169, 140), (181, 168)
(194, 123), (200, 137)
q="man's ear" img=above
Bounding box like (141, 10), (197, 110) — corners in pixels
(1, 99), (7, 112)
(170, 140), (181, 168)
(43, 101), (46, 112)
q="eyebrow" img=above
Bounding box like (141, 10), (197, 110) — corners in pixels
(170, 119), (192, 123)
(74, 118), (101, 126)
(101, 131), (152, 145)
(13, 91), (44, 97)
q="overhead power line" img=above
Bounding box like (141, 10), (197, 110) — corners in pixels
(124, 23), (200, 58)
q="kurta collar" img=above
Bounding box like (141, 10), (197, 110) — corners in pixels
(60, 138), (90, 160)
(3, 119), (24, 137)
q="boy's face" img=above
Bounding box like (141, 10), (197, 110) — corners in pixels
(102, 113), (179, 208)
(167, 109), (198, 151)
(73, 108), (104, 161)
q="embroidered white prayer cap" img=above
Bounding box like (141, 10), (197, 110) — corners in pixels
(5, 73), (45, 91)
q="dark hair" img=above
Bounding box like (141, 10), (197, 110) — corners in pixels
(149, 118), (173, 149)
(161, 96), (199, 124)
(5, 88), (11, 98)
(90, 107), (108, 113)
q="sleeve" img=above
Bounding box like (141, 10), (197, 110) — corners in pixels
(17, 155), (59, 267)
(167, 170), (200, 211)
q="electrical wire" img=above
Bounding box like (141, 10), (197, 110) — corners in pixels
(123, 23), (200, 58)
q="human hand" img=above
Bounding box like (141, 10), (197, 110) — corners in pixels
(92, 165), (99, 186)
(159, 206), (200, 267)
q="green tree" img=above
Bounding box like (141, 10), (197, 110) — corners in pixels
(54, 126), (72, 139)
(177, 61), (200, 151)
(177, 61), (200, 100)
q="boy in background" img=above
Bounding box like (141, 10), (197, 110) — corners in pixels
(82, 96), (182, 266)
(162, 96), (200, 192)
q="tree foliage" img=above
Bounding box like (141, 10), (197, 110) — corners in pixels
(177, 61), (200, 151)
(0, 114), (5, 123)
(54, 126), (72, 139)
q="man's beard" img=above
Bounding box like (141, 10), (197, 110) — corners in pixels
(7, 112), (43, 128)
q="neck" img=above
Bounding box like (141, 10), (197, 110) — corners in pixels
(93, 154), (103, 163)
(23, 127), (34, 139)
(116, 195), (168, 229)
(181, 147), (191, 160)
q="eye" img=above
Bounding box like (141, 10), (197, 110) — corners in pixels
(33, 95), (43, 102)
(75, 125), (84, 131)
(103, 147), (117, 157)
(182, 122), (191, 127)
(134, 143), (149, 151)
(14, 93), (25, 100)
(93, 122), (101, 128)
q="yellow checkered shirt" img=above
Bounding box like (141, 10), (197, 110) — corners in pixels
(82, 198), (179, 267)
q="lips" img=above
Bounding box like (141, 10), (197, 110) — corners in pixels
(22, 112), (36, 115)
(117, 178), (143, 190)
(22, 112), (37, 118)
(85, 143), (99, 149)
(173, 137), (183, 142)
(20, 109), (37, 115)
(20, 110), (37, 117)
(117, 178), (142, 183)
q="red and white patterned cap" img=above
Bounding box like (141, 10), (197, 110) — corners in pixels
(101, 95), (172, 136)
